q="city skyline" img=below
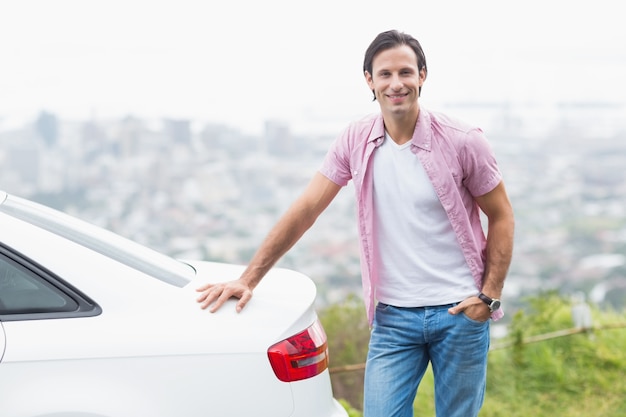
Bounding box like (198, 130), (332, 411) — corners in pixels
(2, 101), (625, 311)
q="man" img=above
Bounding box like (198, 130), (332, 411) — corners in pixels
(197, 29), (514, 417)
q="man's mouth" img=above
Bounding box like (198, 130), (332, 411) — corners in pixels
(387, 93), (408, 102)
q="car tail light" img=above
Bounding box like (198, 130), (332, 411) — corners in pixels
(267, 319), (329, 382)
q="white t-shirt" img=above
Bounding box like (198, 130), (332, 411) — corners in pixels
(372, 132), (477, 307)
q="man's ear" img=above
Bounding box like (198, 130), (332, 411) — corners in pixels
(419, 68), (427, 86)
(364, 71), (374, 89)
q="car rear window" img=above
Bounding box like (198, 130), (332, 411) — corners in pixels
(0, 256), (78, 314)
(0, 245), (101, 321)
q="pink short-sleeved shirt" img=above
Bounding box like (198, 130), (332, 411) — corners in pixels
(319, 108), (503, 324)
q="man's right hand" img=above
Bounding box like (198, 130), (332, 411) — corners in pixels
(196, 280), (254, 313)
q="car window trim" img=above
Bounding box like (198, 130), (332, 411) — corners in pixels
(0, 243), (102, 322)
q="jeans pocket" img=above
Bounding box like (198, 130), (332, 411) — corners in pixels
(375, 301), (393, 312)
(460, 311), (490, 325)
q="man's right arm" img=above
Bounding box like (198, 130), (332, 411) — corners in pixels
(196, 172), (342, 313)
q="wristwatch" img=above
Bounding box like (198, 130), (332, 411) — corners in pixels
(478, 292), (501, 312)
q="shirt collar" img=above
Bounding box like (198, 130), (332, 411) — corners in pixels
(411, 109), (433, 151)
(366, 109), (433, 151)
(367, 113), (386, 145)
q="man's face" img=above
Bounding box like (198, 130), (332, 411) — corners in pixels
(364, 45), (426, 118)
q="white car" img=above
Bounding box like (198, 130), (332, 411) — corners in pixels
(0, 190), (348, 417)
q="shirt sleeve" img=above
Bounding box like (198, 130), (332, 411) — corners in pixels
(461, 128), (503, 197)
(318, 125), (353, 187)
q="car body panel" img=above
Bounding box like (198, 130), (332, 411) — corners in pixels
(0, 192), (348, 417)
(0, 354), (296, 416)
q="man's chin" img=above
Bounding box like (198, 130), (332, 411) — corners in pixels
(385, 105), (413, 117)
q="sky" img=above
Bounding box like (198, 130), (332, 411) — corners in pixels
(1, 0), (624, 135)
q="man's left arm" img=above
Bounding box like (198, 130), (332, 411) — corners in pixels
(448, 180), (514, 320)
(474, 180), (515, 299)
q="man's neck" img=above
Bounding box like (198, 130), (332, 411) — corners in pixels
(383, 108), (420, 145)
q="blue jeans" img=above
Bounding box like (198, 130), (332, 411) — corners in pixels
(363, 302), (490, 417)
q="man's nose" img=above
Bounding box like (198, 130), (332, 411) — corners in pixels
(390, 75), (403, 90)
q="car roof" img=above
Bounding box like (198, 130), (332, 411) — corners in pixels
(0, 191), (194, 287)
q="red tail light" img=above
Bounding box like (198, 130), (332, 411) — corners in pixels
(267, 319), (329, 382)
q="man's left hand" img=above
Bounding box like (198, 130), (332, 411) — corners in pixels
(448, 296), (491, 322)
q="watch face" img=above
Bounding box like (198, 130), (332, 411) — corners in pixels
(491, 300), (501, 311)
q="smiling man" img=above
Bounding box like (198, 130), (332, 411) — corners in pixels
(197, 29), (515, 417)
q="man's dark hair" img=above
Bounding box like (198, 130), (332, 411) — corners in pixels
(363, 30), (428, 99)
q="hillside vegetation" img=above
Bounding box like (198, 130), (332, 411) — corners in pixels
(320, 292), (626, 416)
